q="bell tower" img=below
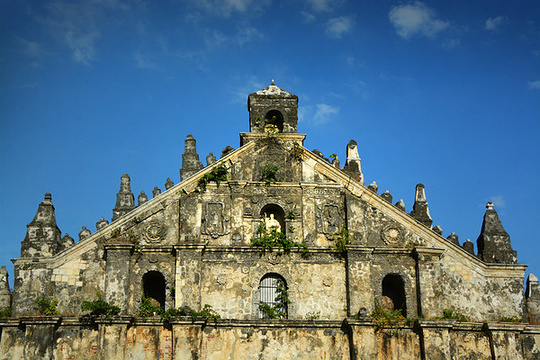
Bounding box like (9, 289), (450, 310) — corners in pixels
(247, 80), (299, 134)
(241, 81), (304, 146)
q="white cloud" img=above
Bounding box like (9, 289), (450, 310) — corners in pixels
(232, 76), (264, 103)
(301, 11), (316, 22)
(325, 16), (353, 39)
(307, 0), (332, 13)
(204, 30), (229, 48)
(134, 50), (156, 69)
(36, 1), (136, 64)
(15, 37), (42, 58)
(236, 27), (264, 46)
(205, 27), (263, 49)
(389, 1), (449, 39)
(528, 80), (540, 90)
(487, 195), (506, 209)
(442, 38), (460, 49)
(485, 16), (506, 31)
(314, 103), (339, 124)
(194, 0), (269, 17)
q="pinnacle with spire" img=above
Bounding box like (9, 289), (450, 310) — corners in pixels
(410, 183), (433, 228)
(477, 202), (517, 264)
(21, 193), (62, 257)
(180, 134), (203, 181)
(112, 174), (135, 221)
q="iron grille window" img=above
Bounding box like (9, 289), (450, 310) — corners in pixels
(259, 274), (287, 319)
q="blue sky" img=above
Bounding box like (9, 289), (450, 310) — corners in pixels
(1, 0), (539, 289)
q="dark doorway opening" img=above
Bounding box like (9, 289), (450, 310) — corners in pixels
(382, 274), (407, 317)
(142, 271), (166, 308)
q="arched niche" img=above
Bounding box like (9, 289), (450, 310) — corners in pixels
(142, 270), (166, 309)
(264, 110), (284, 133)
(260, 204), (286, 234)
(382, 273), (407, 317)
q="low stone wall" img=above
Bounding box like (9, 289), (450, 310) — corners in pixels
(0, 317), (538, 359)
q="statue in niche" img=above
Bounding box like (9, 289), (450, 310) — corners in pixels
(264, 213), (281, 232)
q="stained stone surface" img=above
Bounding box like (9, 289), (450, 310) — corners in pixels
(2, 82), (538, 359)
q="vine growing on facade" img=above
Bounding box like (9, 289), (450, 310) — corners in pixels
(251, 222), (307, 254)
(197, 165), (228, 190)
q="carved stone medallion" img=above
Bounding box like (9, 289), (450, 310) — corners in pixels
(268, 253), (281, 265)
(216, 274), (227, 285)
(381, 225), (401, 245)
(323, 277), (333, 287)
(145, 221), (166, 243)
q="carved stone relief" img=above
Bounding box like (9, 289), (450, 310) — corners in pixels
(268, 253), (281, 265)
(202, 202), (229, 238)
(316, 203), (343, 237)
(381, 225), (402, 245)
(144, 221), (166, 243)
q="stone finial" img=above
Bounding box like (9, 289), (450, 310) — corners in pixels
(165, 178), (174, 190)
(395, 199), (406, 211)
(180, 134), (204, 181)
(343, 140), (364, 184)
(96, 217), (109, 230)
(206, 152), (217, 166)
(312, 149), (325, 159)
(410, 184), (433, 228)
(381, 190), (393, 204)
(446, 232), (459, 246)
(79, 226), (91, 241)
(0, 266), (11, 310)
(526, 273), (540, 324)
(112, 174), (135, 222)
(462, 239), (475, 255)
(476, 202), (517, 264)
(221, 146), (235, 159)
(432, 225), (443, 236)
(21, 193), (62, 257)
(152, 186), (161, 198)
(62, 233), (75, 249)
(367, 181), (378, 194)
(138, 191), (148, 206)
(331, 156), (340, 168)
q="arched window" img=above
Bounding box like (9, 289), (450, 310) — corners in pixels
(260, 204), (285, 234)
(142, 271), (166, 309)
(264, 110), (284, 133)
(259, 273), (288, 319)
(382, 274), (407, 317)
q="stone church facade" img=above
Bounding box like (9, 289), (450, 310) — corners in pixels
(0, 82), (539, 359)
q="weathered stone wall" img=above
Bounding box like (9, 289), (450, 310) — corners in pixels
(1, 318), (538, 359)
(198, 248), (347, 320)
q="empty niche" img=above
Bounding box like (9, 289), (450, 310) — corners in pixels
(142, 270), (166, 309)
(382, 273), (407, 317)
